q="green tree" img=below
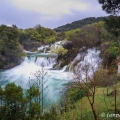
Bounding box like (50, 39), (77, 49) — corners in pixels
(0, 83), (27, 120)
(26, 85), (41, 119)
(0, 25), (23, 69)
(24, 28), (42, 42)
(106, 42), (120, 58)
(34, 24), (57, 43)
(104, 16), (120, 37)
(0, 82), (42, 120)
(98, 0), (120, 15)
(0, 81), (59, 120)
(44, 36), (56, 44)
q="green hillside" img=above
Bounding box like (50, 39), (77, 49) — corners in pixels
(54, 16), (106, 32)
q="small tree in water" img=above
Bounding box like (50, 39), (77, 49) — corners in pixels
(29, 67), (49, 114)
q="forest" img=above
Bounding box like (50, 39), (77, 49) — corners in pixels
(54, 16), (106, 32)
(0, 0), (120, 120)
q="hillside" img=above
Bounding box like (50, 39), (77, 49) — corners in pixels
(54, 16), (106, 32)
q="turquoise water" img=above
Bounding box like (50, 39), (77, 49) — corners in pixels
(0, 55), (69, 106)
(0, 48), (101, 106)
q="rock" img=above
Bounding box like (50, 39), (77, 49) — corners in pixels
(62, 41), (73, 50)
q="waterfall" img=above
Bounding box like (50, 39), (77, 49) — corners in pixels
(35, 57), (56, 67)
(0, 47), (102, 106)
(69, 48), (102, 80)
(0, 53), (69, 105)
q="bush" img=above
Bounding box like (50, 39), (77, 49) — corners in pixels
(50, 46), (68, 56)
(67, 87), (89, 103)
(45, 36), (56, 44)
(106, 42), (120, 58)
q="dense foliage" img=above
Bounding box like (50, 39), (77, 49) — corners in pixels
(98, 0), (120, 14)
(0, 25), (23, 69)
(0, 15), (120, 120)
(104, 16), (120, 37)
(22, 25), (57, 43)
(0, 83), (58, 120)
(18, 25), (57, 51)
(54, 17), (106, 32)
(58, 22), (105, 65)
(50, 46), (68, 56)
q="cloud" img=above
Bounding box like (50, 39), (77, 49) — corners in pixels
(0, 0), (108, 29)
(9, 0), (90, 19)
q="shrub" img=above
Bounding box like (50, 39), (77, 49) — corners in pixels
(45, 36), (56, 44)
(50, 46), (68, 56)
(67, 87), (89, 103)
(106, 42), (120, 58)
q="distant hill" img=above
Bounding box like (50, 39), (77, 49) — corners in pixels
(54, 17), (106, 32)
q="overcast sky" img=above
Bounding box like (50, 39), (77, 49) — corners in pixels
(0, 0), (108, 29)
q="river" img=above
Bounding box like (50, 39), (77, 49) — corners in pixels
(0, 47), (102, 107)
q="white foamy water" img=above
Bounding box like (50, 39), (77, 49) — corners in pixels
(70, 48), (102, 80)
(0, 56), (69, 104)
(36, 57), (56, 67)
(0, 48), (102, 105)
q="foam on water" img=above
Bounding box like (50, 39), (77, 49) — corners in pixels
(71, 48), (102, 80)
(0, 48), (102, 105)
(0, 56), (69, 104)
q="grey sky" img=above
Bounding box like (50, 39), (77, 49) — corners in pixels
(0, 0), (108, 29)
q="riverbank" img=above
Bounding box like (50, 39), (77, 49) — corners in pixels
(57, 80), (120, 120)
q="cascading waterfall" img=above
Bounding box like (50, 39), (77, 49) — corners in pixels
(69, 48), (102, 80)
(0, 54), (69, 106)
(35, 57), (56, 67)
(0, 47), (102, 107)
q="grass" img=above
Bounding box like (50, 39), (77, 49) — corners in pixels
(58, 82), (120, 120)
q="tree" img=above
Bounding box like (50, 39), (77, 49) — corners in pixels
(54, 17), (105, 32)
(98, 0), (120, 37)
(25, 85), (41, 119)
(104, 16), (120, 37)
(34, 24), (57, 43)
(44, 36), (56, 44)
(0, 79), (59, 120)
(24, 28), (42, 42)
(29, 67), (49, 114)
(106, 42), (120, 58)
(98, 0), (120, 15)
(72, 63), (100, 120)
(0, 83), (43, 120)
(0, 83), (27, 120)
(0, 24), (23, 69)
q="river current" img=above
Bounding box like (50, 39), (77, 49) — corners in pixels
(0, 48), (101, 106)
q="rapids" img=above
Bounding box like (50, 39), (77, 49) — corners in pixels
(0, 48), (102, 106)
(0, 54), (69, 106)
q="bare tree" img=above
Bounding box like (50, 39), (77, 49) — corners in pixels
(29, 67), (50, 114)
(71, 63), (99, 120)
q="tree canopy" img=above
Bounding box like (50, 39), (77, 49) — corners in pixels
(98, 0), (120, 15)
(0, 25), (23, 68)
(54, 17), (105, 32)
